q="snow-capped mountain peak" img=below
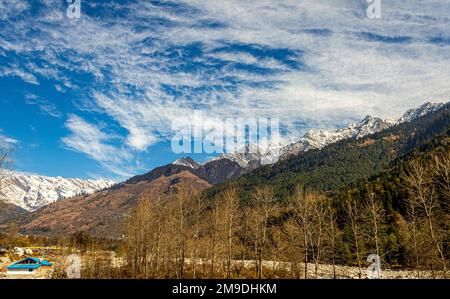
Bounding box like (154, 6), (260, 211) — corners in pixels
(279, 114), (392, 159)
(219, 144), (262, 168)
(4, 101), (444, 213)
(1, 174), (116, 212)
(275, 101), (446, 161)
(173, 157), (201, 169)
(179, 101), (447, 169)
(220, 143), (284, 167)
(397, 102), (445, 124)
(351, 115), (392, 138)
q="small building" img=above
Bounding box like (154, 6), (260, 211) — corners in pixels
(7, 257), (53, 275)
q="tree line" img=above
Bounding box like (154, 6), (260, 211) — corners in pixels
(1, 139), (448, 279)
(121, 151), (449, 279)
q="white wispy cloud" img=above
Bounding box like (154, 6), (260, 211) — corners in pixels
(62, 115), (118, 162)
(1, 0), (449, 175)
(0, 67), (39, 85)
(0, 131), (19, 150)
(24, 93), (62, 118)
(0, 0), (29, 20)
(61, 114), (133, 177)
(0, 135), (18, 145)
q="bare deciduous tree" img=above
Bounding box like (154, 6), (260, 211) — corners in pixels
(174, 185), (192, 278)
(250, 186), (277, 279)
(324, 200), (340, 279)
(403, 191), (422, 278)
(432, 152), (450, 209)
(363, 190), (385, 261)
(309, 194), (327, 277)
(343, 194), (364, 278)
(360, 190), (386, 279)
(151, 195), (164, 278)
(0, 148), (12, 200)
(403, 160), (447, 276)
(209, 200), (221, 278)
(124, 195), (153, 278)
(289, 187), (318, 279)
(190, 193), (205, 278)
(221, 187), (240, 278)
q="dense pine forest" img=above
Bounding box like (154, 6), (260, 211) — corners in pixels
(206, 103), (449, 200)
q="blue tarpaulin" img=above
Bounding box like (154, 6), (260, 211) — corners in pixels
(7, 257), (53, 270)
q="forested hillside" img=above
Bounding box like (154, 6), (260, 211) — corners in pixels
(329, 132), (449, 268)
(205, 103), (450, 202)
(111, 133), (448, 278)
(194, 103), (449, 274)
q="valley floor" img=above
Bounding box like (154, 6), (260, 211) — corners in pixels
(183, 258), (440, 279)
(1, 252), (442, 279)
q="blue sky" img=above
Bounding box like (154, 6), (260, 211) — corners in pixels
(0, 0), (449, 180)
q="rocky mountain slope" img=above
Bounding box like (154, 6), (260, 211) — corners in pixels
(0, 200), (28, 223)
(3, 101), (448, 237)
(205, 102), (450, 201)
(397, 101), (445, 124)
(217, 102), (444, 166)
(15, 171), (211, 237)
(129, 156), (245, 186)
(1, 101), (445, 224)
(1, 174), (116, 212)
(279, 115), (393, 159)
(173, 157), (201, 169)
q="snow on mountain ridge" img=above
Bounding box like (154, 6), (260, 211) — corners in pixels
(173, 157), (201, 169)
(3, 102), (443, 213)
(219, 144), (264, 168)
(397, 102), (445, 124)
(174, 101), (446, 168)
(2, 174), (116, 212)
(223, 101), (447, 164)
(279, 115), (391, 159)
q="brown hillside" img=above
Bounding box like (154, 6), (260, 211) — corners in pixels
(0, 200), (28, 223)
(18, 171), (211, 238)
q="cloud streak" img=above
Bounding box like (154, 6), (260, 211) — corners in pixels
(24, 93), (62, 118)
(61, 114), (133, 177)
(0, 0), (449, 176)
(0, 132), (19, 150)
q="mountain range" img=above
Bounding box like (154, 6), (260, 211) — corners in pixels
(221, 102), (445, 166)
(0, 101), (447, 236)
(1, 174), (116, 211)
(205, 101), (449, 201)
(16, 171), (211, 237)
